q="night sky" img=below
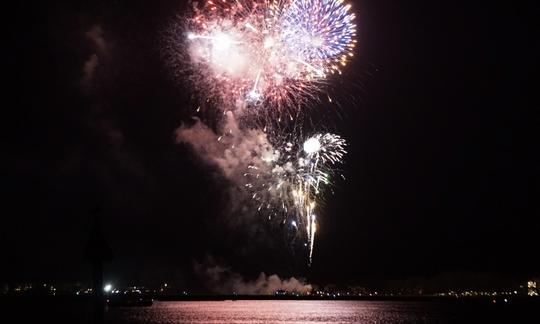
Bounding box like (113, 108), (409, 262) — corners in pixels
(3, 0), (538, 291)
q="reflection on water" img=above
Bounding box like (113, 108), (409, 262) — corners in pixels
(5, 298), (537, 323)
(105, 300), (521, 324)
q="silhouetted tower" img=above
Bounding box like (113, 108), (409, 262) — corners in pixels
(84, 208), (113, 324)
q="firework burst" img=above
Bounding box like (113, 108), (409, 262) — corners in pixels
(184, 0), (356, 114)
(170, 0), (357, 263)
(244, 131), (347, 262)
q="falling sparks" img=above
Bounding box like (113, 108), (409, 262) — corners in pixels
(243, 132), (347, 263)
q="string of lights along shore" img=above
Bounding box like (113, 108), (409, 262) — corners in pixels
(176, 0), (357, 263)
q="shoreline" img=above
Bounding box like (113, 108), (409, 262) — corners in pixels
(2, 294), (539, 303)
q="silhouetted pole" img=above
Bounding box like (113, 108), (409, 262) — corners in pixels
(84, 208), (113, 324)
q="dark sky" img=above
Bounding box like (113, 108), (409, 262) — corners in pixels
(3, 0), (538, 290)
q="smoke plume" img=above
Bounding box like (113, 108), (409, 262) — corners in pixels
(175, 111), (275, 179)
(175, 111), (280, 223)
(195, 260), (312, 295)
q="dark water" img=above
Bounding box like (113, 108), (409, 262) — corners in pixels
(3, 298), (539, 323)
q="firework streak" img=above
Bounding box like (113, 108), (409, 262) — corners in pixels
(244, 132), (347, 262)
(177, 0), (357, 263)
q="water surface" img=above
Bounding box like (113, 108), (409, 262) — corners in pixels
(105, 300), (535, 323)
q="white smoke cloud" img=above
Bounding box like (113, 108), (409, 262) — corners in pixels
(175, 111), (275, 179)
(174, 111), (305, 236)
(195, 260), (312, 295)
(174, 111), (290, 229)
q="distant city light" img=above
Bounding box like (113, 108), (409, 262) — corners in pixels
(104, 284), (112, 293)
(528, 280), (538, 296)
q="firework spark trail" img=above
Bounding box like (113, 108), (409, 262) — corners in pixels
(173, 0), (356, 263)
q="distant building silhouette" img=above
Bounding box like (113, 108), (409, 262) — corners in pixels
(84, 208), (113, 324)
